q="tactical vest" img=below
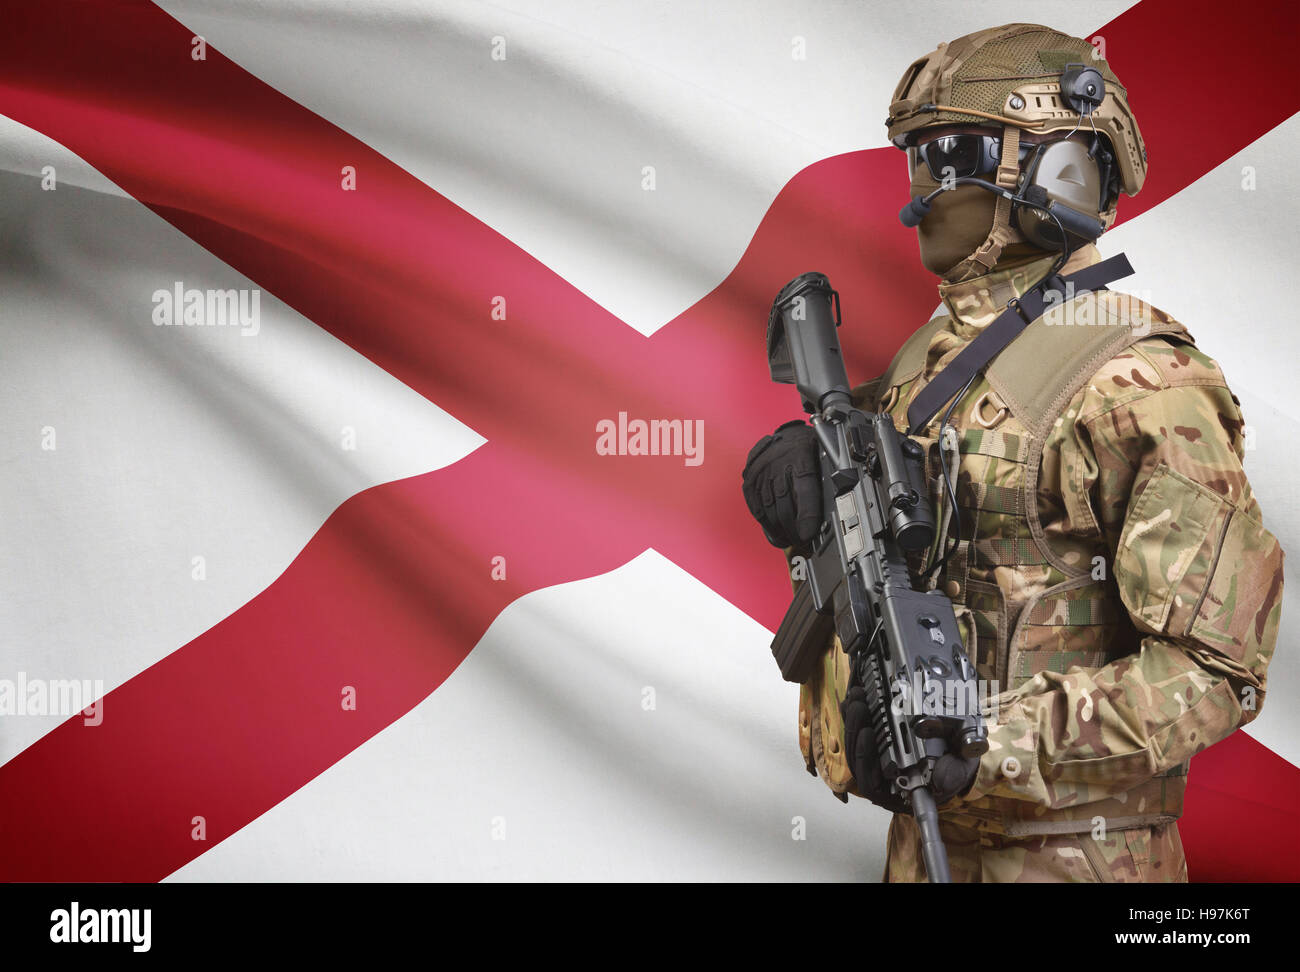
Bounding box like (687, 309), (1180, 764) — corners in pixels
(842, 286), (1193, 837)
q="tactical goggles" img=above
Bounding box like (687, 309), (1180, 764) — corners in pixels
(907, 132), (1032, 181)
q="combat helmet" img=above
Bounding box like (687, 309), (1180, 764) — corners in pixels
(888, 24), (1147, 280)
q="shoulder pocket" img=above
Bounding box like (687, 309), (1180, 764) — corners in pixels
(1116, 461), (1283, 666)
(1116, 462), (1223, 634)
(1188, 502), (1284, 669)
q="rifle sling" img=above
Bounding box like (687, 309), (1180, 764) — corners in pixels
(905, 253), (1135, 434)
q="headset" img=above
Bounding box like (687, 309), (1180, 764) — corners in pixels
(899, 64), (1118, 253)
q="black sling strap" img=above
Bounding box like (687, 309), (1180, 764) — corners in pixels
(905, 253), (1135, 434)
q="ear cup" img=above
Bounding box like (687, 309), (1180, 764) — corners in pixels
(1014, 140), (1105, 248)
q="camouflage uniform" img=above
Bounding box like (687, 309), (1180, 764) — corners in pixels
(797, 243), (1285, 881)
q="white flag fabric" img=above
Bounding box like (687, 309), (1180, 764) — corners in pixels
(1, 0), (1296, 882)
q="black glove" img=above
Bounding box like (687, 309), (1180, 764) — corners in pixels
(741, 420), (823, 554)
(840, 686), (978, 813)
(929, 749), (980, 806)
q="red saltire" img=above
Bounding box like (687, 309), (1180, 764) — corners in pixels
(0, 0), (1295, 880)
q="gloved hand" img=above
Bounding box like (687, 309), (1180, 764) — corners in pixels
(741, 420), (823, 554)
(840, 686), (979, 813)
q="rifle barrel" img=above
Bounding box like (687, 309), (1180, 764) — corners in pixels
(910, 786), (952, 883)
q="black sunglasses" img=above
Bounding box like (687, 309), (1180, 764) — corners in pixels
(907, 133), (1032, 181)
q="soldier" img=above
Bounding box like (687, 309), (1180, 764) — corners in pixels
(742, 23), (1285, 882)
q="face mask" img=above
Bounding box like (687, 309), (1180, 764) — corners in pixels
(908, 164), (1002, 279)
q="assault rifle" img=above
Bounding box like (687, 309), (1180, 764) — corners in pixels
(765, 272), (988, 884)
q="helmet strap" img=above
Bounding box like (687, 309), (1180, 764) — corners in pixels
(944, 125), (1022, 283)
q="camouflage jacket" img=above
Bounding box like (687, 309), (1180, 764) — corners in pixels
(796, 244), (1285, 836)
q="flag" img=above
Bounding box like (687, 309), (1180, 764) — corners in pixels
(1, 0), (1297, 881)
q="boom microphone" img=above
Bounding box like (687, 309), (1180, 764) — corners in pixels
(898, 178), (1103, 242)
(898, 194), (933, 228)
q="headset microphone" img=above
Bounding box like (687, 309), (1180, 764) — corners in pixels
(898, 195), (933, 228)
(898, 178), (1103, 243)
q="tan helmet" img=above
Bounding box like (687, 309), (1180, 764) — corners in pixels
(887, 23), (1147, 199)
(887, 23), (1146, 280)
